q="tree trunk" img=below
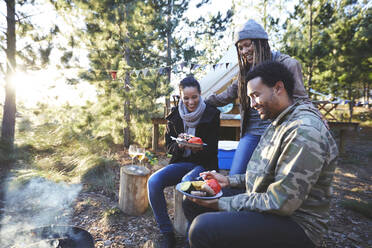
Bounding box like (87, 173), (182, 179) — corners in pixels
(368, 81), (371, 109)
(165, 0), (172, 116)
(348, 87), (354, 122)
(122, 6), (131, 148)
(1, 0), (16, 149)
(123, 71), (130, 148)
(307, 0), (313, 95)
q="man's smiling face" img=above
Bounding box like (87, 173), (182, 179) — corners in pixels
(247, 77), (281, 120)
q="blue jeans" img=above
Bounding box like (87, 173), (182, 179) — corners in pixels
(147, 162), (205, 234)
(188, 211), (314, 248)
(182, 188), (314, 248)
(229, 133), (261, 175)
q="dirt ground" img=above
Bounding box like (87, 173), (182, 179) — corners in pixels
(1, 126), (371, 247)
(67, 126), (372, 248)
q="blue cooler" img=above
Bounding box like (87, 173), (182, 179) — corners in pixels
(218, 141), (239, 170)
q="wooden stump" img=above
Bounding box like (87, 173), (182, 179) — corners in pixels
(173, 188), (188, 236)
(119, 165), (151, 216)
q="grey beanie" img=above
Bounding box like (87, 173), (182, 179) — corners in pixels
(234, 19), (268, 44)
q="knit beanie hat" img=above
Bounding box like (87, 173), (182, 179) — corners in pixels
(234, 19), (268, 44)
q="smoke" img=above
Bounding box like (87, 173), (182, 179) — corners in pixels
(0, 177), (82, 247)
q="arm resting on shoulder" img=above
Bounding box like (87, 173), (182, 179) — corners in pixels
(205, 79), (238, 107)
(280, 56), (308, 100)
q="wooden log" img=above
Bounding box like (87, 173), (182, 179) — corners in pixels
(119, 165), (151, 216)
(173, 188), (188, 236)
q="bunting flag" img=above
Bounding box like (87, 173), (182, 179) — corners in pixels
(102, 61), (237, 83)
(110, 71), (117, 80)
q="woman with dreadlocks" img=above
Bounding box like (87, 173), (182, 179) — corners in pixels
(206, 19), (309, 175)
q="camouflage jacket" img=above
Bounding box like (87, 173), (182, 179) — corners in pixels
(218, 102), (339, 246)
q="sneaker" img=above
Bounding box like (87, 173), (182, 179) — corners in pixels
(156, 232), (176, 248)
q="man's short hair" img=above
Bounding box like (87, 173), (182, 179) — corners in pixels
(245, 61), (295, 98)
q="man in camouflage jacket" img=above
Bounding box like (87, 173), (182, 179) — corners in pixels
(182, 61), (338, 248)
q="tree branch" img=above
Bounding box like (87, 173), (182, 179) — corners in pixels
(15, 11), (45, 22)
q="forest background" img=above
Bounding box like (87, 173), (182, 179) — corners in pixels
(0, 0), (371, 198)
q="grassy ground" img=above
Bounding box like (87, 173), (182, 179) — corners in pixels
(0, 106), (120, 197)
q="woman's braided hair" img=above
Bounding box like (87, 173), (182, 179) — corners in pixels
(236, 39), (271, 112)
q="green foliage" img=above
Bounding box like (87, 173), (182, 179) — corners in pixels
(101, 207), (123, 226)
(0, 1), (61, 70)
(340, 199), (372, 219)
(145, 151), (158, 166)
(102, 207), (122, 218)
(282, 0), (371, 103)
(352, 109), (372, 123)
(12, 104), (118, 195)
(50, 0), (233, 147)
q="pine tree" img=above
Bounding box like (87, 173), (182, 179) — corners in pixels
(1, 0), (58, 151)
(51, 0), (233, 148)
(282, 0), (371, 118)
(1, 0), (16, 149)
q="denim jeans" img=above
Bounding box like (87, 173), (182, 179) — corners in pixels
(182, 188), (314, 248)
(147, 162), (205, 234)
(188, 211), (315, 248)
(229, 133), (261, 175)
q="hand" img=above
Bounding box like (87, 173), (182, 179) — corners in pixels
(187, 197), (219, 210)
(178, 133), (187, 139)
(200, 171), (230, 188)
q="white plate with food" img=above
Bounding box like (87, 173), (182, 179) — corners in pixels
(176, 181), (223, 200)
(171, 136), (207, 148)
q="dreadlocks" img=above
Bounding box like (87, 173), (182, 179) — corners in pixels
(237, 39), (271, 112)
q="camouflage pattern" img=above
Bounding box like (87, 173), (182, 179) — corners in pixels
(218, 102), (338, 246)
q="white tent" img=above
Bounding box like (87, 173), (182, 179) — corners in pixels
(200, 45), (239, 99)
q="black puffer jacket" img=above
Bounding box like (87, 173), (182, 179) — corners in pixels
(165, 104), (220, 171)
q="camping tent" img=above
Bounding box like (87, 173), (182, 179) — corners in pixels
(200, 46), (239, 99)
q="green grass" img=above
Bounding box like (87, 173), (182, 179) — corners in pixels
(5, 105), (120, 196)
(340, 199), (372, 219)
(102, 207), (122, 218)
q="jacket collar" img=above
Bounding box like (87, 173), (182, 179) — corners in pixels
(271, 102), (299, 127)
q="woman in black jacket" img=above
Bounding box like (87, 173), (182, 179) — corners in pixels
(147, 76), (220, 248)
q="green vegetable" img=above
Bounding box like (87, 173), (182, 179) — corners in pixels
(180, 181), (192, 192)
